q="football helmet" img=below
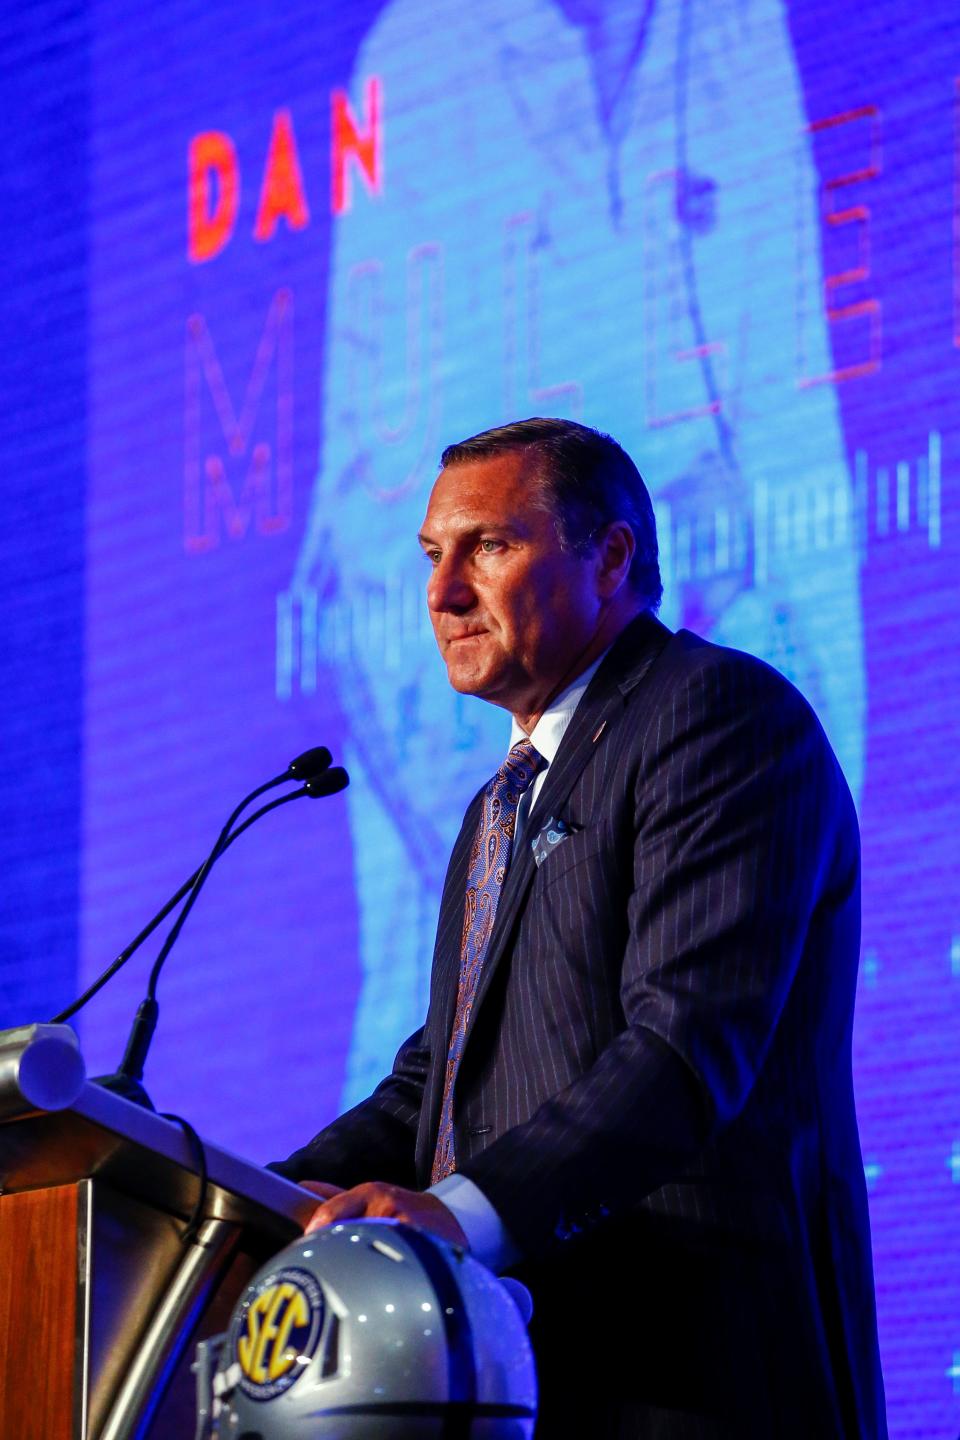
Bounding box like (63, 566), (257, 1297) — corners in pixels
(195, 1218), (536, 1438)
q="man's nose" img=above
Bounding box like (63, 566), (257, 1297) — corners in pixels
(427, 555), (475, 613)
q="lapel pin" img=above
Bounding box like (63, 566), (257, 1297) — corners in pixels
(592, 720), (607, 744)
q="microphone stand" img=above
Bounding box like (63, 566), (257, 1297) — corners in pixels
(50, 751), (347, 1109)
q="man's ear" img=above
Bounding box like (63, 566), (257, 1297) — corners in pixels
(595, 521), (636, 598)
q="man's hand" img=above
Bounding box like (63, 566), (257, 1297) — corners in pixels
(301, 1180), (469, 1249)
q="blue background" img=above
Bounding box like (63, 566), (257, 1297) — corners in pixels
(2, 2), (959, 1434)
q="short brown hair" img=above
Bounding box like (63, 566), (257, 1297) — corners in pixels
(440, 417), (663, 611)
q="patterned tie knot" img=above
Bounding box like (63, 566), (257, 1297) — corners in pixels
(497, 737), (543, 804)
(487, 740), (543, 842)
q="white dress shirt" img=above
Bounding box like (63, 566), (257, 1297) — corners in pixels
(428, 653), (606, 1270)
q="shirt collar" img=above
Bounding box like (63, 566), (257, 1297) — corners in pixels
(508, 651), (608, 766)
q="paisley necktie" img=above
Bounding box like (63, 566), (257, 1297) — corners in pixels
(431, 738), (544, 1184)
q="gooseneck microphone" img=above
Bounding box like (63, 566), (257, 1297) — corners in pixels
(50, 752), (342, 1028)
(50, 747), (348, 1107)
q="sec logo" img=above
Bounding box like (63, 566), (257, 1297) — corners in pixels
(233, 1266), (325, 1400)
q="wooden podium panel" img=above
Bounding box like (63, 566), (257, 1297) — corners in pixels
(0, 1184), (81, 1440)
(0, 1025), (317, 1440)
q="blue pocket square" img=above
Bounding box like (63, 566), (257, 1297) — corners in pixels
(531, 816), (575, 868)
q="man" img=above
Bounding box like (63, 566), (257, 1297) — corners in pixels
(273, 418), (886, 1437)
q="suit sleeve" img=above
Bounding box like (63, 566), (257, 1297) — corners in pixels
(459, 650), (857, 1261)
(267, 1026), (429, 1189)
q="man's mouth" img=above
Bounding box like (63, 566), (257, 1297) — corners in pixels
(446, 628), (487, 645)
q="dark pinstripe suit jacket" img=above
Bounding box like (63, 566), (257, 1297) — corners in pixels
(275, 613), (887, 1438)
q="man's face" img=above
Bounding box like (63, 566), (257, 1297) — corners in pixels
(418, 452), (604, 719)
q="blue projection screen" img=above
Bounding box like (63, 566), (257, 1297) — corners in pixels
(2, 1), (960, 1434)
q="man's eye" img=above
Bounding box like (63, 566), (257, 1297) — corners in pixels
(479, 539), (502, 553)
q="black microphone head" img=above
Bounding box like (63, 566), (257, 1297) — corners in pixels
(287, 745), (332, 780)
(304, 766), (349, 798)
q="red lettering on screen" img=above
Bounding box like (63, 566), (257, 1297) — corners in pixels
(184, 289), (293, 552)
(254, 109), (310, 243)
(331, 77), (383, 216)
(188, 131), (240, 263)
(800, 105), (882, 386)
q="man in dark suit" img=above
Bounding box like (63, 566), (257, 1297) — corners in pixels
(272, 419), (887, 1437)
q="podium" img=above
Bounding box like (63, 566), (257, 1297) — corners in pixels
(0, 1024), (317, 1440)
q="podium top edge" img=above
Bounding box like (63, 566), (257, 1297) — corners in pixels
(0, 1025), (316, 1231)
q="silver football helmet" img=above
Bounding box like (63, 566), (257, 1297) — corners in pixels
(195, 1219), (536, 1438)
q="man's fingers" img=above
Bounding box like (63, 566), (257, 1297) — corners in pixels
(302, 1182), (468, 1249)
(299, 1180), (344, 1201)
(299, 1180), (345, 1232)
(304, 1182), (409, 1234)
(304, 1184), (378, 1234)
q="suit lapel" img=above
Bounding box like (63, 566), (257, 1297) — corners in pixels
(460, 611), (671, 1049)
